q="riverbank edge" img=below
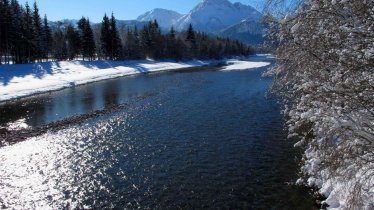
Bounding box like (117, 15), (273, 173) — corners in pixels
(0, 55), (274, 104)
(0, 59), (221, 104)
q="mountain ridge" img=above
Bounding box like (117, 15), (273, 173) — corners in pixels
(51, 0), (264, 45)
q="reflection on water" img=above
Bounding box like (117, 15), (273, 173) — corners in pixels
(0, 57), (315, 209)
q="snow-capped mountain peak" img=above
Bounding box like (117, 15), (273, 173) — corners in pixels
(136, 8), (183, 29)
(175, 0), (262, 33)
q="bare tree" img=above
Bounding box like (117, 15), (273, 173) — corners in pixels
(264, 0), (374, 209)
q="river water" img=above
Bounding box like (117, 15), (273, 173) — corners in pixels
(0, 57), (315, 209)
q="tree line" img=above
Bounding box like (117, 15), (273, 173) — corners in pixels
(0, 0), (254, 64)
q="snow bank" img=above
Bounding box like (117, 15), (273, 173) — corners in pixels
(0, 59), (210, 102)
(0, 57), (272, 102)
(221, 60), (271, 71)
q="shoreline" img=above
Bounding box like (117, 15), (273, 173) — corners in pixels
(0, 56), (272, 104)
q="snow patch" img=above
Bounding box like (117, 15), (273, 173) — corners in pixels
(221, 60), (271, 71)
(6, 118), (30, 130)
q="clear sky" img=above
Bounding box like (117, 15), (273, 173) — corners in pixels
(17, 0), (265, 22)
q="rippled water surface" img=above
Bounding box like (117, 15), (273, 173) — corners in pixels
(0, 57), (315, 209)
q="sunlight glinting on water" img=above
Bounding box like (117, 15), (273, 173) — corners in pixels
(0, 112), (131, 209)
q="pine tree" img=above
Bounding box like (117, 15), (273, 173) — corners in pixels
(24, 2), (35, 63)
(1, 0), (11, 64)
(186, 24), (196, 44)
(133, 26), (143, 59)
(42, 15), (52, 61)
(185, 24), (197, 58)
(78, 17), (96, 60)
(66, 24), (80, 60)
(140, 23), (151, 57)
(9, 0), (24, 63)
(110, 12), (122, 60)
(0, 0), (4, 64)
(100, 13), (111, 59)
(32, 2), (43, 62)
(52, 22), (67, 60)
(84, 19), (96, 60)
(150, 20), (163, 59)
(165, 26), (177, 59)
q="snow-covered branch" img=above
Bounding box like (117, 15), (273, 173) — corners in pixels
(264, 0), (374, 209)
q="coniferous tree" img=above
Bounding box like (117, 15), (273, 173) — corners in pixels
(32, 2), (43, 61)
(24, 2), (35, 63)
(66, 24), (81, 60)
(42, 15), (52, 61)
(1, 0), (11, 64)
(0, 0), (4, 64)
(10, 0), (25, 63)
(140, 22), (152, 58)
(124, 26), (143, 59)
(185, 24), (197, 58)
(165, 26), (178, 59)
(110, 12), (122, 60)
(100, 14), (111, 59)
(84, 19), (96, 60)
(150, 20), (163, 58)
(78, 17), (96, 60)
(186, 24), (196, 44)
(52, 22), (67, 60)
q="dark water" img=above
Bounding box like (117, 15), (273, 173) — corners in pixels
(0, 58), (315, 209)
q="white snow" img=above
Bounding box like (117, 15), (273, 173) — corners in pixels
(175, 0), (262, 31)
(0, 57), (271, 102)
(136, 8), (183, 29)
(0, 59), (209, 102)
(221, 60), (271, 71)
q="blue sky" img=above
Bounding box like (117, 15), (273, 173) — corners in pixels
(17, 0), (265, 22)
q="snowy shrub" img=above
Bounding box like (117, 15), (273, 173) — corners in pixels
(264, 0), (374, 209)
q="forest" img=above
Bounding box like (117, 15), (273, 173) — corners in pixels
(0, 0), (254, 65)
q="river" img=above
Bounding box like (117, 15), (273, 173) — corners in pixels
(0, 56), (315, 209)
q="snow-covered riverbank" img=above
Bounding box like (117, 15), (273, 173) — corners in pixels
(0, 57), (271, 102)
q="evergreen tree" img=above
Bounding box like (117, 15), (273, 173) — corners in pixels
(32, 2), (43, 61)
(10, 0), (25, 63)
(140, 22), (151, 57)
(186, 24), (196, 44)
(24, 2), (35, 63)
(185, 24), (197, 58)
(42, 15), (52, 61)
(85, 19), (96, 60)
(125, 26), (143, 59)
(52, 22), (67, 60)
(100, 13), (111, 59)
(66, 24), (81, 60)
(78, 17), (96, 60)
(165, 26), (177, 59)
(110, 12), (122, 59)
(140, 20), (162, 58)
(1, 0), (11, 64)
(0, 0), (4, 64)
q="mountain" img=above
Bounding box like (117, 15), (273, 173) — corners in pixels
(219, 19), (264, 45)
(50, 0), (264, 45)
(175, 0), (262, 33)
(137, 8), (183, 29)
